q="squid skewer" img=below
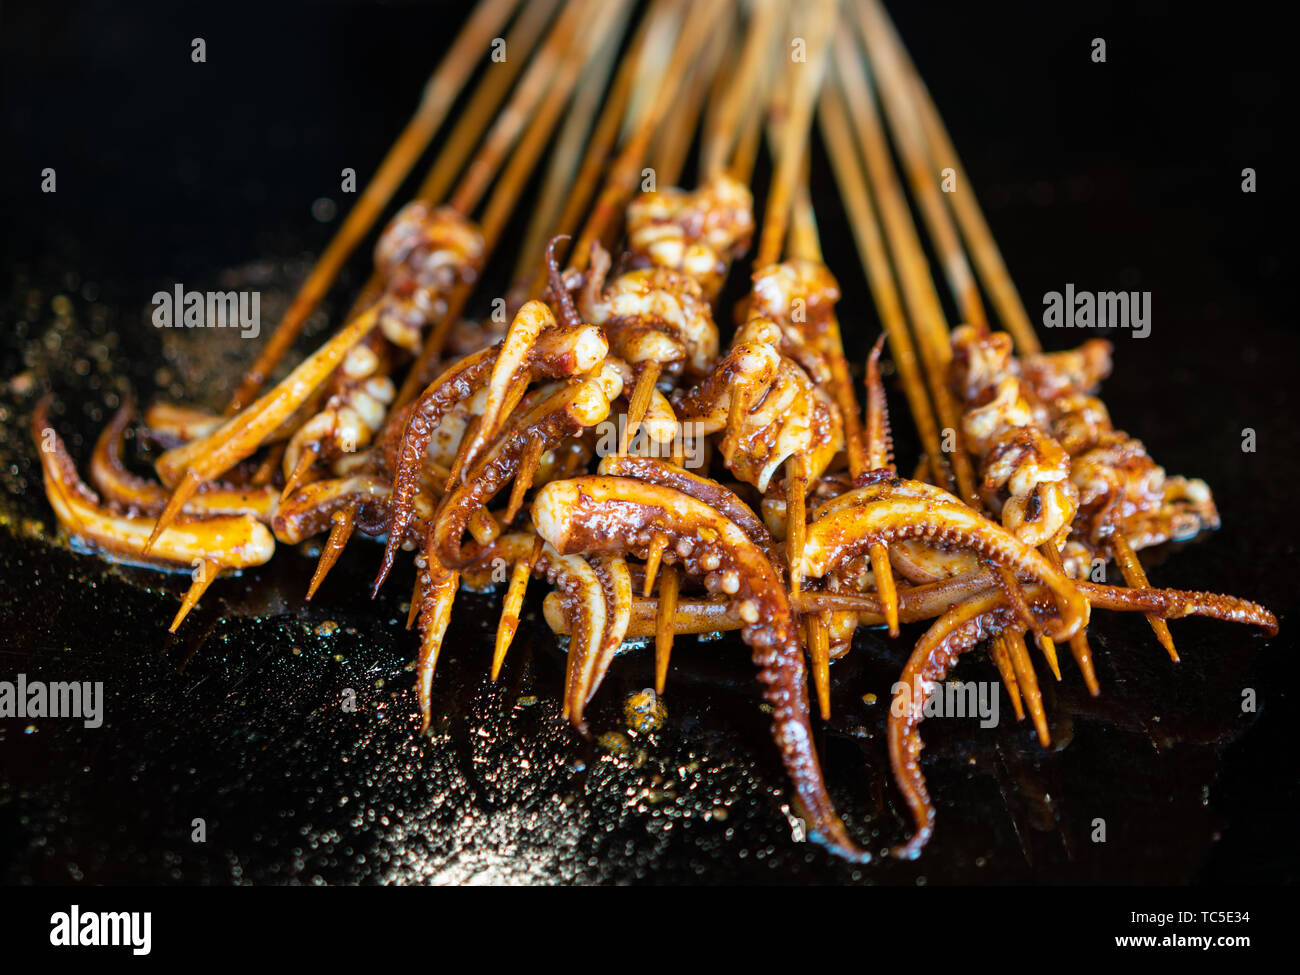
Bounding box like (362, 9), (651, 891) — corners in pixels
(396, 0), (651, 406)
(832, 21), (1076, 716)
(225, 0), (522, 414)
(157, 0), (624, 607)
(32, 398), (275, 632)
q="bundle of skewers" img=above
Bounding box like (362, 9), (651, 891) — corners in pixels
(32, 0), (1276, 862)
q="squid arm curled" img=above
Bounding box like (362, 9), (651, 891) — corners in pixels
(531, 474), (871, 863)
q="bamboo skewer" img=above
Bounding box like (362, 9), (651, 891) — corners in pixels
(701, 0), (780, 178)
(834, 20), (976, 504)
(824, 22), (1045, 720)
(853, 4), (987, 334)
(414, 0), (639, 687)
(157, 0), (583, 536)
(754, 0), (836, 269)
(512, 0), (630, 288)
(342, 0), (564, 324)
(859, 0), (1039, 354)
(654, 11), (730, 187)
(152, 0), (626, 577)
(520, 0), (671, 300)
(569, 0), (729, 274)
(397, 0), (633, 406)
(862, 0), (1174, 668)
(1112, 530), (1178, 662)
(306, 504), (357, 601)
(855, 8), (1071, 682)
(820, 56), (946, 489)
(225, 0), (522, 414)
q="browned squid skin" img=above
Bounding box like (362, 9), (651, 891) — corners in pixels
(430, 380), (614, 571)
(1075, 581), (1277, 635)
(888, 590), (1018, 860)
(33, 397), (274, 572)
(578, 241), (719, 381)
(90, 402), (280, 521)
(803, 479), (1090, 640)
(596, 454), (780, 562)
(376, 306), (608, 591)
(886, 578), (1276, 859)
(624, 173), (756, 299)
(374, 347), (496, 590)
(272, 474), (392, 545)
(531, 475), (870, 862)
(373, 202), (486, 353)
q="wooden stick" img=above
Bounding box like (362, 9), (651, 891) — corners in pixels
(807, 611), (832, 720)
(754, 0), (836, 267)
(653, 2), (732, 186)
(448, 0), (596, 217)
(989, 637), (1025, 721)
(170, 558), (219, 632)
(1003, 628), (1050, 747)
(306, 503), (356, 600)
(225, 0), (521, 414)
(859, 0), (1040, 354)
(819, 76), (947, 487)
(654, 564), (680, 693)
(341, 0), (563, 326)
(493, 534), (543, 679)
(620, 360), (661, 455)
(702, 0), (780, 177)
(569, 0), (729, 273)
(1042, 542), (1100, 695)
(1112, 530), (1178, 662)
(397, 0), (633, 406)
(853, 2), (988, 333)
(519, 0), (669, 300)
(149, 307), (379, 544)
(642, 532), (669, 597)
(834, 20), (977, 502)
(511, 2), (625, 283)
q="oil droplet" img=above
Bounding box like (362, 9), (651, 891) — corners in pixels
(862, 692), (877, 705)
(316, 620), (339, 637)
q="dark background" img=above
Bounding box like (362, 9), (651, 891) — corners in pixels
(0, 0), (1293, 884)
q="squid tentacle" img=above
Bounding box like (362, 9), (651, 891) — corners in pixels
(531, 474), (871, 863)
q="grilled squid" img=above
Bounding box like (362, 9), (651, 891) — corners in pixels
(675, 316), (843, 491)
(580, 241), (718, 380)
(90, 401), (278, 521)
(431, 372), (620, 570)
(532, 474), (870, 862)
(801, 477), (1090, 641)
(950, 325), (1078, 548)
(376, 308), (608, 590)
(373, 201), (486, 353)
(625, 173), (755, 299)
(281, 340), (397, 495)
